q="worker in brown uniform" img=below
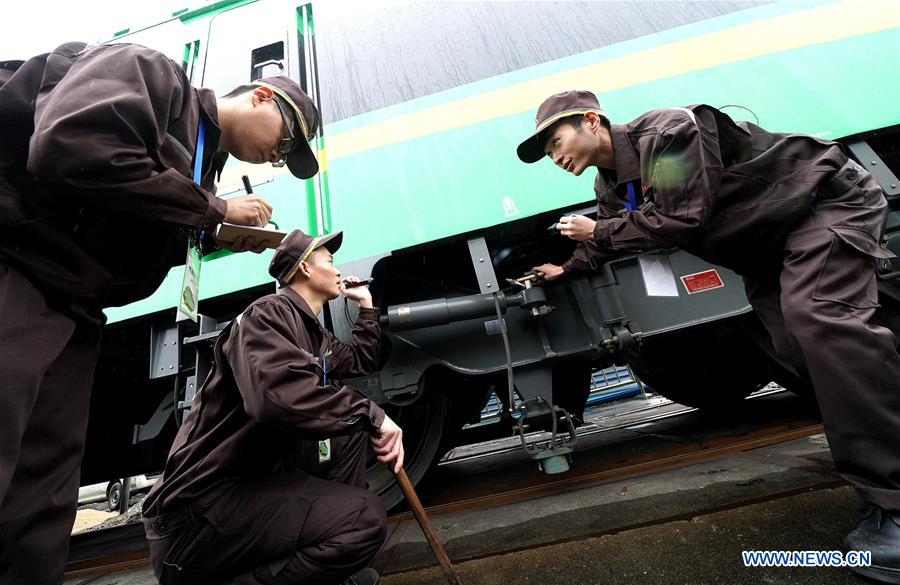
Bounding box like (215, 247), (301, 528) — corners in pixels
(0, 41), (320, 584)
(142, 229), (401, 585)
(519, 90), (900, 584)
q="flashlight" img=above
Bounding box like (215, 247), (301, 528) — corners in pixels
(343, 278), (373, 288)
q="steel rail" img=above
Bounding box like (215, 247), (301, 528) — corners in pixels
(65, 550), (150, 580)
(390, 419), (825, 523)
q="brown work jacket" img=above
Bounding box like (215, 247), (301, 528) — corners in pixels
(0, 42), (227, 325)
(142, 287), (386, 517)
(563, 105), (854, 277)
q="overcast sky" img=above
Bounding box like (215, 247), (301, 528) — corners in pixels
(1, 1), (185, 59)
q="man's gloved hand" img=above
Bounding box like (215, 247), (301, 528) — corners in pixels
(224, 194), (273, 227)
(371, 414), (404, 473)
(532, 263), (565, 282)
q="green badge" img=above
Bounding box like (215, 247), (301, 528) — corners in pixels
(177, 241), (201, 322)
(318, 438), (331, 463)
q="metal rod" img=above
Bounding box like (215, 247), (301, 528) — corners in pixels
(393, 466), (463, 585)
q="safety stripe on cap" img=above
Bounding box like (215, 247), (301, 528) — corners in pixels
(300, 237), (322, 262)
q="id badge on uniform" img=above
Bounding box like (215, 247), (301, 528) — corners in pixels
(178, 119), (206, 323)
(177, 236), (201, 323)
(318, 438), (331, 463)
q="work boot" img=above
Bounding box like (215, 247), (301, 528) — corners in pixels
(844, 505), (900, 584)
(341, 567), (380, 585)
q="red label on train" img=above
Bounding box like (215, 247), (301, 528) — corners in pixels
(680, 269), (725, 294)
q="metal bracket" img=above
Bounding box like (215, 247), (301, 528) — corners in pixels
(507, 276), (551, 317)
(178, 374), (199, 413)
(133, 394), (175, 444)
(176, 314), (229, 424)
(467, 236), (499, 293)
(845, 140), (900, 199)
(602, 323), (643, 352)
(149, 322), (180, 379)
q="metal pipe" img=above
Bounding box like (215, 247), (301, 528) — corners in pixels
(384, 293), (507, 331)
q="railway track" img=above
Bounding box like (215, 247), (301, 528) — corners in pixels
(65, 390), (825, 581)
(390, 419), (824, 524)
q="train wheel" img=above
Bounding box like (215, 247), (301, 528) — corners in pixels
(626, 319), (772, 411)
(106, 480), (123, 512)
(366, 389), (449, 511)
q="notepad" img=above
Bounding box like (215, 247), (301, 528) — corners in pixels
(215, 223), (287, 249)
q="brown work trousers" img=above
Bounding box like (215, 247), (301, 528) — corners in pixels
(744, 159), (900, 512)
(0, 262), (101, 585)
(145, 431), (387, 585)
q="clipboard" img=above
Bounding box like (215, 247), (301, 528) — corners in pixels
(215, 223), (287, 249)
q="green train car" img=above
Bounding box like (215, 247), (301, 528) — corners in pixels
(83, 0), (900, 508)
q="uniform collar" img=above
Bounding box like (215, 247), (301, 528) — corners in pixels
(279, 286), (321, 322)
(600, 124), (642, 189)
(197, 88), (220, 136)
(196, 88), (228, 182)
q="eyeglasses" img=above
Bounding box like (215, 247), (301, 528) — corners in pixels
(272, 97), (296, 167)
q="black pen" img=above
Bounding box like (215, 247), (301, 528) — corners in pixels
(241, 175), (253, 194)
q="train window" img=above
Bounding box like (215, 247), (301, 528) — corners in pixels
(202, 4), (290, 96)
(251, 42), (285, 81)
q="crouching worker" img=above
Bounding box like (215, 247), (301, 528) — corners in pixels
(142, 229), (402, 585)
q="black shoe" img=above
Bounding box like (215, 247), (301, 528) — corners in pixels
(845, 505), (900, 584)
(342, 567), (380, 585)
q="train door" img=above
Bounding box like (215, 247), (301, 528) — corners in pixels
(201, 0), (330, 236)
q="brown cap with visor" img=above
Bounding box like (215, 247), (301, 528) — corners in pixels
(253, 76), (320, 179)
(269, 229), (344, 285)
(516, 90), (606, 164)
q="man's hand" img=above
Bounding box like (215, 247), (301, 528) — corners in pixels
(533, 263), (565, 282)
(224, 194), (273, 227)
(371, 415), (404, 473)
(340, 277), (374, 309)
(557, 214), (596, 242)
